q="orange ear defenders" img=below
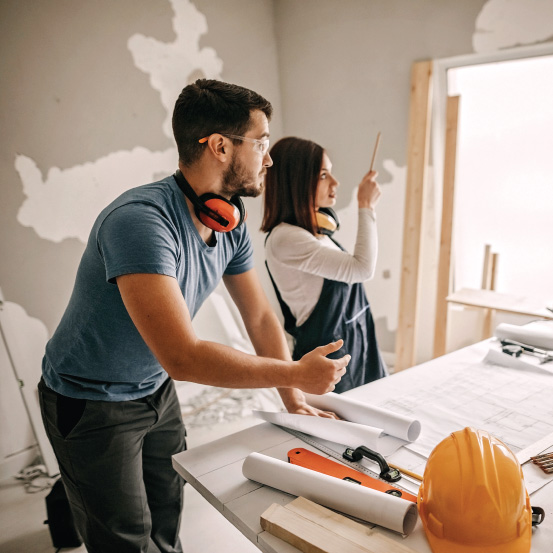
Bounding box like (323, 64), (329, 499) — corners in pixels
(174, 170), (246, 232)
(316, 207), (340, 237)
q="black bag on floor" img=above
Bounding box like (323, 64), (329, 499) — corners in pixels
(44, 478), (82, 548)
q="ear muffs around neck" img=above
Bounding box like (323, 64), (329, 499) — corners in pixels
(174, 170), (246, 232)
(316, 207), (340, 236)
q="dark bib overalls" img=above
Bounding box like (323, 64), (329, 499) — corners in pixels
(266, 237), (387, 393)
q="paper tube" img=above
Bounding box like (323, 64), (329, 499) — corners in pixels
(254, 410), (407, 456)
(305, 392), (421, 442)
(495, 323), (553, 350)
(243, 452), (418, 535)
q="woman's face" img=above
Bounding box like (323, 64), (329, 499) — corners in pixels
(315, 152), (339, 209)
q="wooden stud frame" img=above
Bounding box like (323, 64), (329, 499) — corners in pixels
(395, 60), (433, 372)
(432, 95), (460, 358)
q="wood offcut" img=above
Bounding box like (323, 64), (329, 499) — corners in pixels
(261, 496), (416, 553)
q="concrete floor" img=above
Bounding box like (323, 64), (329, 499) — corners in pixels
(0, 384), (281, 553)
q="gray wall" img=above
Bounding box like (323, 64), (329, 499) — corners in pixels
(0, 0), (282, 335)
(0, 0), (282, 477)
(273, 0), (552, 353)
(1, 0), (551, 474)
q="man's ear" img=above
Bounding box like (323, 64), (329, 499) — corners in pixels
(206, 134), (228, 161)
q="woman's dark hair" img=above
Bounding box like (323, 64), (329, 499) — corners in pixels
(261, 137), (324, 235)
(172, 79), (272, 166)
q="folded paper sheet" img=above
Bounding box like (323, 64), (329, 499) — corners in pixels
(254, 392), (421, 456)
(495, 322), (553, 350)
(243, 452), (418, 535)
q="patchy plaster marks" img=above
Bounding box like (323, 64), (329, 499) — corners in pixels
(16, 0), (222, 244)
(128, 0), (223, 139)
(15, 148), (176, 243)
(473, 0), (553, 52)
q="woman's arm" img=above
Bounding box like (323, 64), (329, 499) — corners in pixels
(267, 209), (377, 284)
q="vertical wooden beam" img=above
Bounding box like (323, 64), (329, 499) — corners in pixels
(481, 244), (492, 289)
(395, 60), (433, 371)
(490, 253), (499, 291)
(482, 252), (499, 338)
(433, 96), (460, 358)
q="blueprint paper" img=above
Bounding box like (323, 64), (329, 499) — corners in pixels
(253, 410), (407, 456)
(243, 452), (418, 535)
(304, 391), (421, 442)
(369, 355), (553, 459)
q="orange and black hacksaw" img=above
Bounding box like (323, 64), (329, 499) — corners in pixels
(287, 447), (417, 503)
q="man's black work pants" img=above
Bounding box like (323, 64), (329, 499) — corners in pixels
(38, 376), (187, 553)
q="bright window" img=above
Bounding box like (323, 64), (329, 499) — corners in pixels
(448, 55), (553, 300)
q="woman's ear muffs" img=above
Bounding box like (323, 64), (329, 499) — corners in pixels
(316, 207), (340, 236)
(174, 171), (246, 232)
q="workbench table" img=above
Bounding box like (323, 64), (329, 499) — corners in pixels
(173, 340), (553, 553)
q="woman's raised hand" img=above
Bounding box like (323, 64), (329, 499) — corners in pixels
(358, 170), (381, 210)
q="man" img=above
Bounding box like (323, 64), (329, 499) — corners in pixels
(38, 79), (350, 553)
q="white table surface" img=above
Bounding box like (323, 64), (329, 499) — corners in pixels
(173, 341), (553, 553)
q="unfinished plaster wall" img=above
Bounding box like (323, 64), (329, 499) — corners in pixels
(0, 0), (282, 477)
(1, 0), (552, 474)
(273, 0), (553, 360)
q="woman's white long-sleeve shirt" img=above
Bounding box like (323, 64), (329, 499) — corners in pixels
(265, 208), (378, 326)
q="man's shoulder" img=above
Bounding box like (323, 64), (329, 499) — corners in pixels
(95, 176), (179, 224)
(112, 175), (176, 208)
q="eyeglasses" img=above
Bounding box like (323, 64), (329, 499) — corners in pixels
(199, 133), (270, 155)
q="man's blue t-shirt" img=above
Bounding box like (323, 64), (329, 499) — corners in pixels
(43, 174), (254, 401)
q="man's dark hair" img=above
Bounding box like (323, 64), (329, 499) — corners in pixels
(261, 137), (324, 236)
(172, 79), (273, 166)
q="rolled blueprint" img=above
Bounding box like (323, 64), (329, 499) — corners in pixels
(495, 322), (553, 350)
(254, 391), (421, 456)
(305, 392), (421, 442)
(243, 452), (418, 535)
(255, 410), (407, 456)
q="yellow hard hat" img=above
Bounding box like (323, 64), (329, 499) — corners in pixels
(418, 427), (532, 553)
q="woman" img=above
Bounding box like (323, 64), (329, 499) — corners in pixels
(261, 137), (387, 392)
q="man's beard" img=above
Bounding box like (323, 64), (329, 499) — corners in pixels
(221, 153), (264, 198)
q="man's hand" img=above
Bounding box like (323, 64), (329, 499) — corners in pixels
(294, 340), (350, 395)
(277, 387), (340, 418)
(287, 402), (340, 419)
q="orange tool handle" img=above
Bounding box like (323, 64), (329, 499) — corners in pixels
(288, 448), (417, 503)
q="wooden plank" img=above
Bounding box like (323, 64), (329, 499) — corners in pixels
(261, 497), (416, 553)
(395, 60), (433, 371)
(480, 245), (494, 338)
(432, 95), (460, 358)
(481, 252), (500, 338)
(446, 288), (553, 320)
(481, 244), (492, 289)
(490, 252), (499, 291)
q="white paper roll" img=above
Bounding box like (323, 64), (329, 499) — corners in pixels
(305, 392), (421, 442)
(495, 323), (553, 350)
(243, 452), (418, 535)
(254, 410), (407, 456)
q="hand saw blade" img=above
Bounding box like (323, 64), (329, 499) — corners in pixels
(278, 425), (420, 496)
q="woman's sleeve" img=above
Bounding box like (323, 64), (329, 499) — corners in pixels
(269, 208), (377, 284)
